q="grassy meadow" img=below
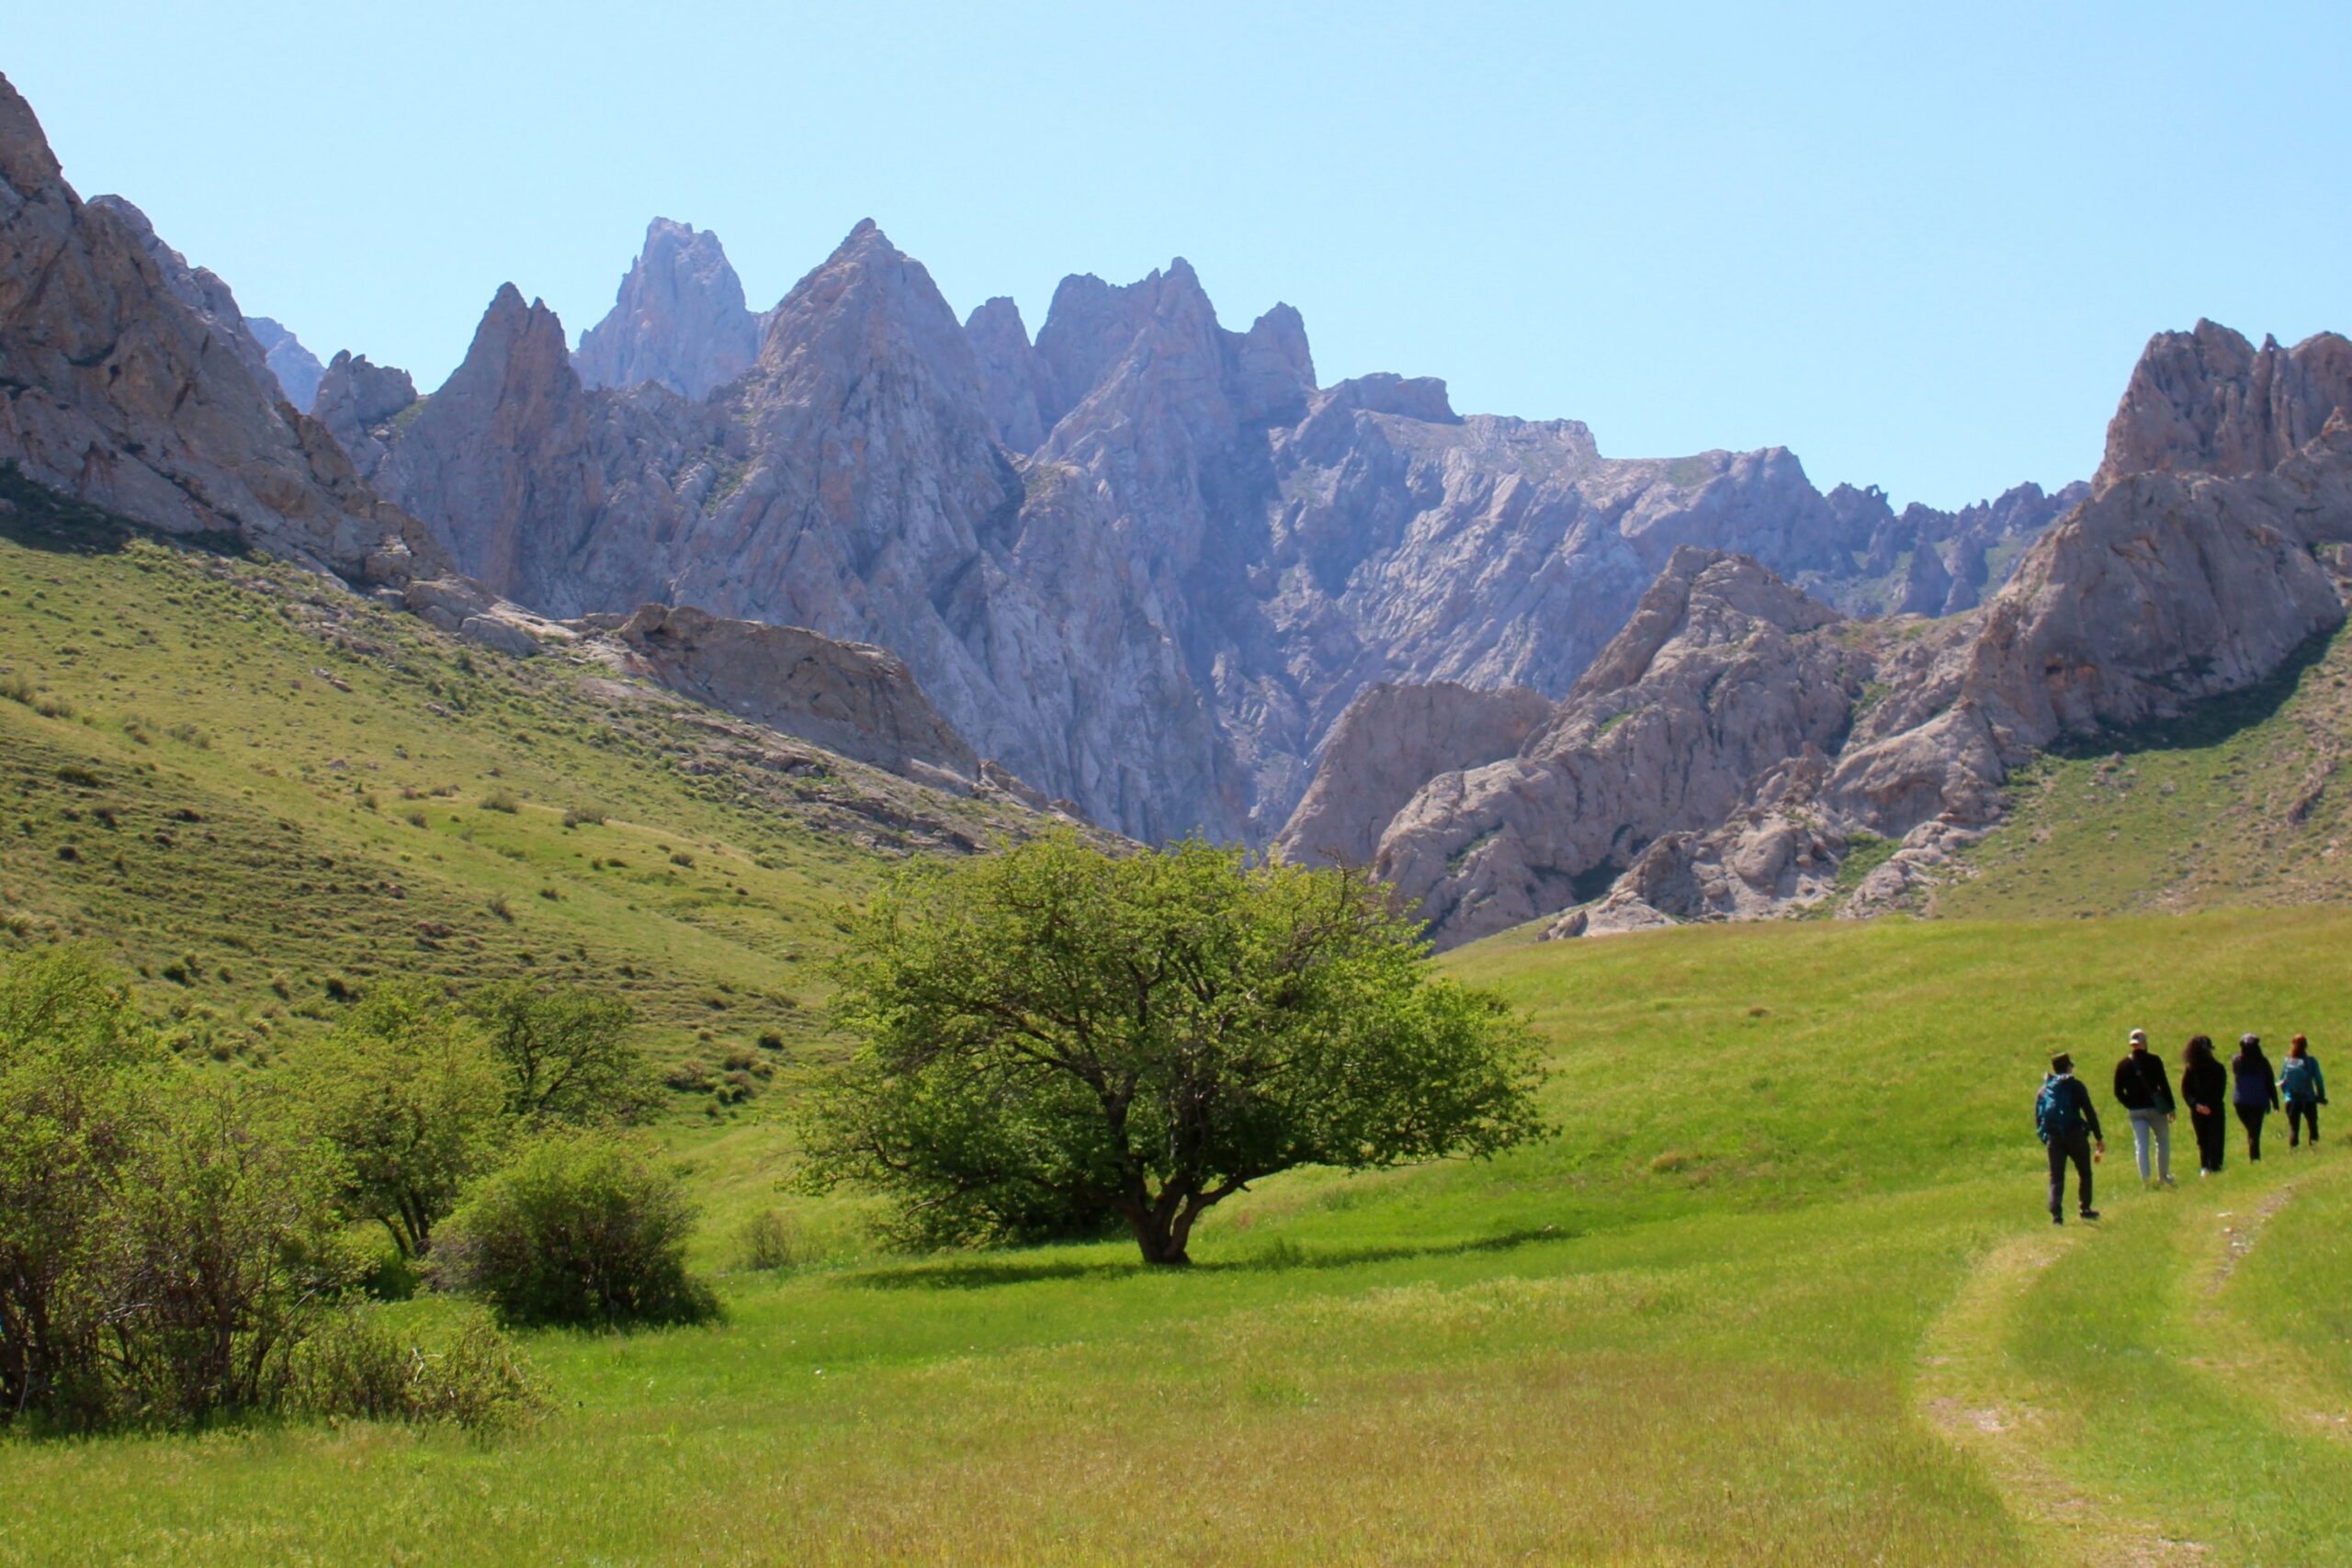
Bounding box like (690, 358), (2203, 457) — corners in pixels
(0, 478), (1035, 1102)
(6, 491), (2351, 1562)
(6, 909), (2349, 1565)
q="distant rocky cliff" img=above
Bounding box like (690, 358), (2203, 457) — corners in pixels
(1289, 322), (2352, 944)
(345, 219), (2078, 842)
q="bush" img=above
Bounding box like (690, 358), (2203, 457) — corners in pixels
(439, 1131), (716, 1328)
(287, 1306), (543, 1431)
(480, 789), (519, 814)
(734, 1209), (816, 1272)
(0, 951), (365, 1430)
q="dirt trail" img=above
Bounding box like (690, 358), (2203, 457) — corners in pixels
(1913, 1233), (2209, 1567)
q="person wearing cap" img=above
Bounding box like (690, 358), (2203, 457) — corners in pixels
(2231, 1033), (2280, 1161)
(2281, 1034), (2328, 1148)
(2036, 1052), (2103, 1223)
(2180, 1034), (2228, 1176)
(2111, 1028), (2176, 1186)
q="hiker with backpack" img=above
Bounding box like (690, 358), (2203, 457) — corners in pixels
(2232, 1034), (2280, 1161)
(2037, 1053), (2104, 1223)
(2112, 1028), (2176, 1186)
(2282, 1034), (2327, 1148)
(2181, 1034), (2229, 1176)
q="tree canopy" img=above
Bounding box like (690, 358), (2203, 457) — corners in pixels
(801, 834), (1549, 1265)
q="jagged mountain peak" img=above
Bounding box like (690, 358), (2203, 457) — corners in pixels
(574, 218), (759, 401)
(2097, 317), (2352, 492)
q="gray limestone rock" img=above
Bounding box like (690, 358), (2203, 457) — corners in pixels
(572, 218), (760, 400)
(247, 317), (324, 412)
(0, 74), (440, 582)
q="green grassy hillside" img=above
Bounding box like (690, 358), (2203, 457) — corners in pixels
(0, 475), (1036, 1099)
(6, 909), (2347, 1564)
(1939, 620), (2352, 919)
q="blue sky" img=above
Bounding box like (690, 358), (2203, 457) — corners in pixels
(10, 1), (2346, 507)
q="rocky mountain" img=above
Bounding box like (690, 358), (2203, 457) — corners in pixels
(356, 219), (2078, 844)
(247, 316), (324, 411)
(311, 349), (419, 475)
(2095, 319), (2352, 490)
(572, 219), (761, 400)
(0, 74), (436, 583)
(1293, 323), (2352, 945)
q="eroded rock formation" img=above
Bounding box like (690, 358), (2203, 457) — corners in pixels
(1303, 323), (2352, 944)
(572, 218), (761, 400)
(0, 74), (436, 582)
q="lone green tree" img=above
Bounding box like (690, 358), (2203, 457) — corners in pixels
(802, 835), (1549, 1266)
(299, 984), (506, 1258)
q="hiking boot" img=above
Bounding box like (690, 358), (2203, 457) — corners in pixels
(2079, 1209), (2100, 1221)
(2051, 1213), (2064, 1224)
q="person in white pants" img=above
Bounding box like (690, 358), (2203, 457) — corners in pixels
(2112, 1028), (2177, 1186)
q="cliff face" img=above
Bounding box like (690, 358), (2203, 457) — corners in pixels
(0, 74), (437, 582)
(358, 219), (2085, 843)
(1295, 323), (2352, 944)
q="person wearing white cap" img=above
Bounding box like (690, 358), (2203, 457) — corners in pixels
(2111, 1027), (2176, 1186)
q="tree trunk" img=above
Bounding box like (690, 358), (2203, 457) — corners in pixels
(1127, 1203), (1193, 1266)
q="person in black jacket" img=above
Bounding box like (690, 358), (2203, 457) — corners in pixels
(2232, 1033), (2280, 1161)
(2181, 1034), (2228, 1176)
(2113, 1028), (2177, 1186)
(2037, 1052), (2104, 1223)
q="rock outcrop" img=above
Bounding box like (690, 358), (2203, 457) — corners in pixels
(360, 215), (2080, 843)
(572, 219), (760, 400)
(84, 194), (282, 402)
(247, 316), (324, 411)
(1276, 682), (1552, 869)
(594, 603), (985, 789)
(311, 350), (417, 477)
(1365, 550), (1862, 944)
(1308, 323), (2352, 944)
(2096, 320), (2352, 491)
(0, 74), (438, 582)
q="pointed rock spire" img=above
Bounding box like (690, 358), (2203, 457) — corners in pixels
(573, 218), (760, 400)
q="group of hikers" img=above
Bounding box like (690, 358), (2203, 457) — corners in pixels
(2035, 1030), (2328, 1222)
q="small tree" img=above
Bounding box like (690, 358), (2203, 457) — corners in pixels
(461, 980), (650, 1122)
(802, 835), (1549, 1266)
(438, 1131), (715, 1328)
(0, 949), (155, 1424)
(299, 984), (506, 1258)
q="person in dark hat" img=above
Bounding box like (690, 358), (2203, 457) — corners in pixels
(2036, 1052), (2103, 1223)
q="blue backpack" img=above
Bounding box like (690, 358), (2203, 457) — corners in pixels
(2035, 1076), (2083, 1145)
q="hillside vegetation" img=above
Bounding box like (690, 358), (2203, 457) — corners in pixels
(5, 910), (2348, 1564)
(1940, 619), (2352, 919)
(0, 474), (1035, 1099)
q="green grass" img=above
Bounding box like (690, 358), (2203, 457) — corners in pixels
(0, 474), (1035, 1101)
(1943, 624), (2352, 919)
(7, 909), (2351, 1563)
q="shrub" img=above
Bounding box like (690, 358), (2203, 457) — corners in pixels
(734, 1210), (815, 1273)
(438, 1131), (716, 1328)
(287, 1306), (543, 1431)
(561, 807), (605, 829)
(480, 789), (519, 814)
(0, 952), (365, 1431)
